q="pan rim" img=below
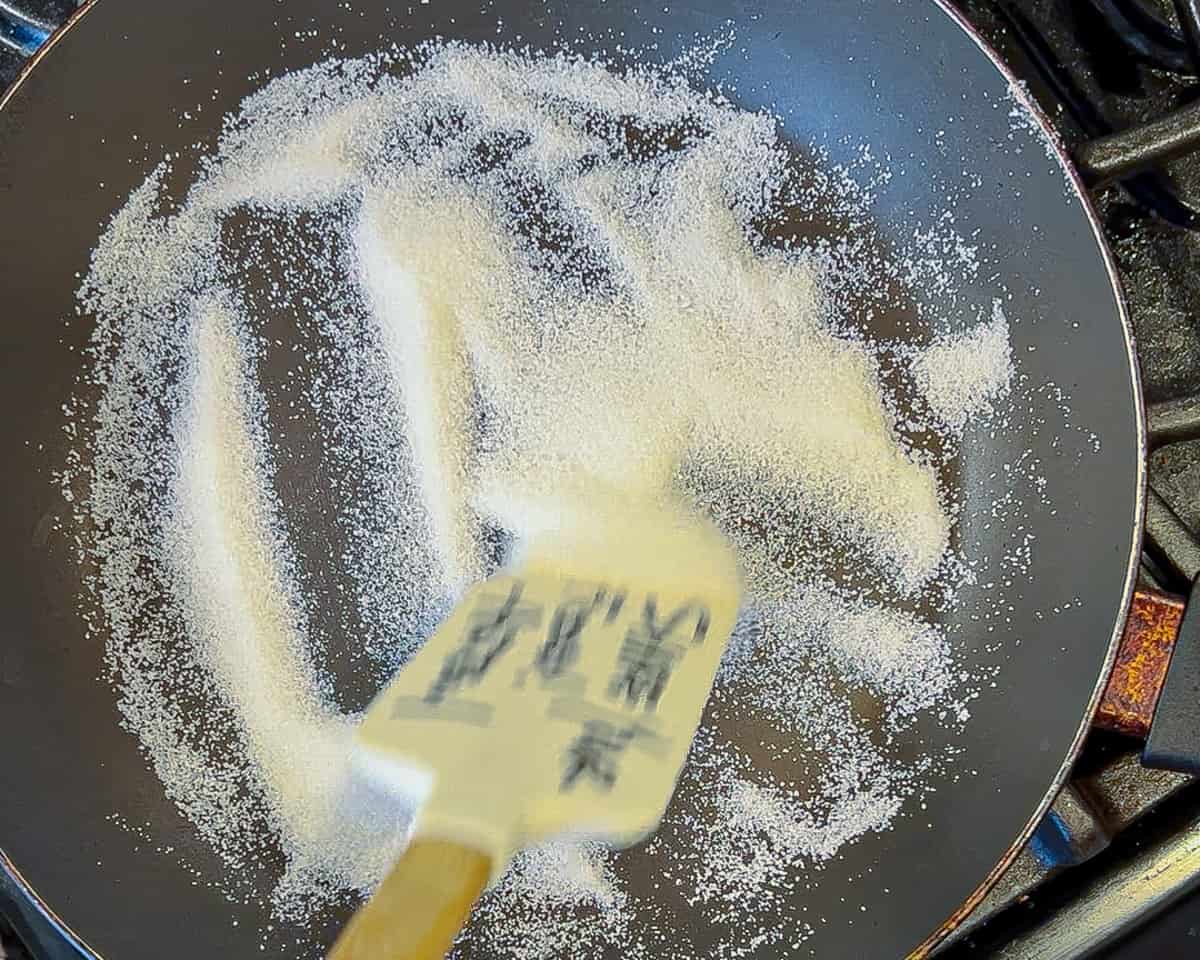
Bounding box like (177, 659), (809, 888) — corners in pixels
(909, 2), (1148, 956)
(0, 1), (1148, 958)
(2, 10), (114, 960)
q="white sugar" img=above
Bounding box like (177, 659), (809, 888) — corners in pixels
(64, 40), (1017, 958)
(170, 299), (411, 906)
(912, 302), (1014, 436)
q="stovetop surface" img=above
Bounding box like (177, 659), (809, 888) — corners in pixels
(3, 1), (1200, 958)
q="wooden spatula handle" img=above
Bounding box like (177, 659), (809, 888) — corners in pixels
(327, 839), (492, 960)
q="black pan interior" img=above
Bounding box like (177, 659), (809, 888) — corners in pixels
(0, 0), (1142, 957)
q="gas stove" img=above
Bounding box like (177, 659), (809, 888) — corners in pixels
(2, 1), (1200, 958)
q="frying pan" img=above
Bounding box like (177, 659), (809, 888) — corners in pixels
(0, 0), (1192, 957)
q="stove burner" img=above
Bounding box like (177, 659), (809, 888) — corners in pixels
(0, 2), (51, 58)
(1087, 0), (1199, 74)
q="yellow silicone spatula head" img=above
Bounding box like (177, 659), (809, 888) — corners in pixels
(329, 506), (741, 960)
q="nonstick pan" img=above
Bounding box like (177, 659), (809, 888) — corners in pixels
(0, 0), (1176, 957)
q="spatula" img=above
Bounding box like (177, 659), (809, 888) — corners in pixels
(327, 508), (741, 960)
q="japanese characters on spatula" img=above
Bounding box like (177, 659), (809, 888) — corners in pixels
(327, 507), (742, 960)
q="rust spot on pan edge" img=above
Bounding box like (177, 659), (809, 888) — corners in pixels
(1095, 588), (1183, 739)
